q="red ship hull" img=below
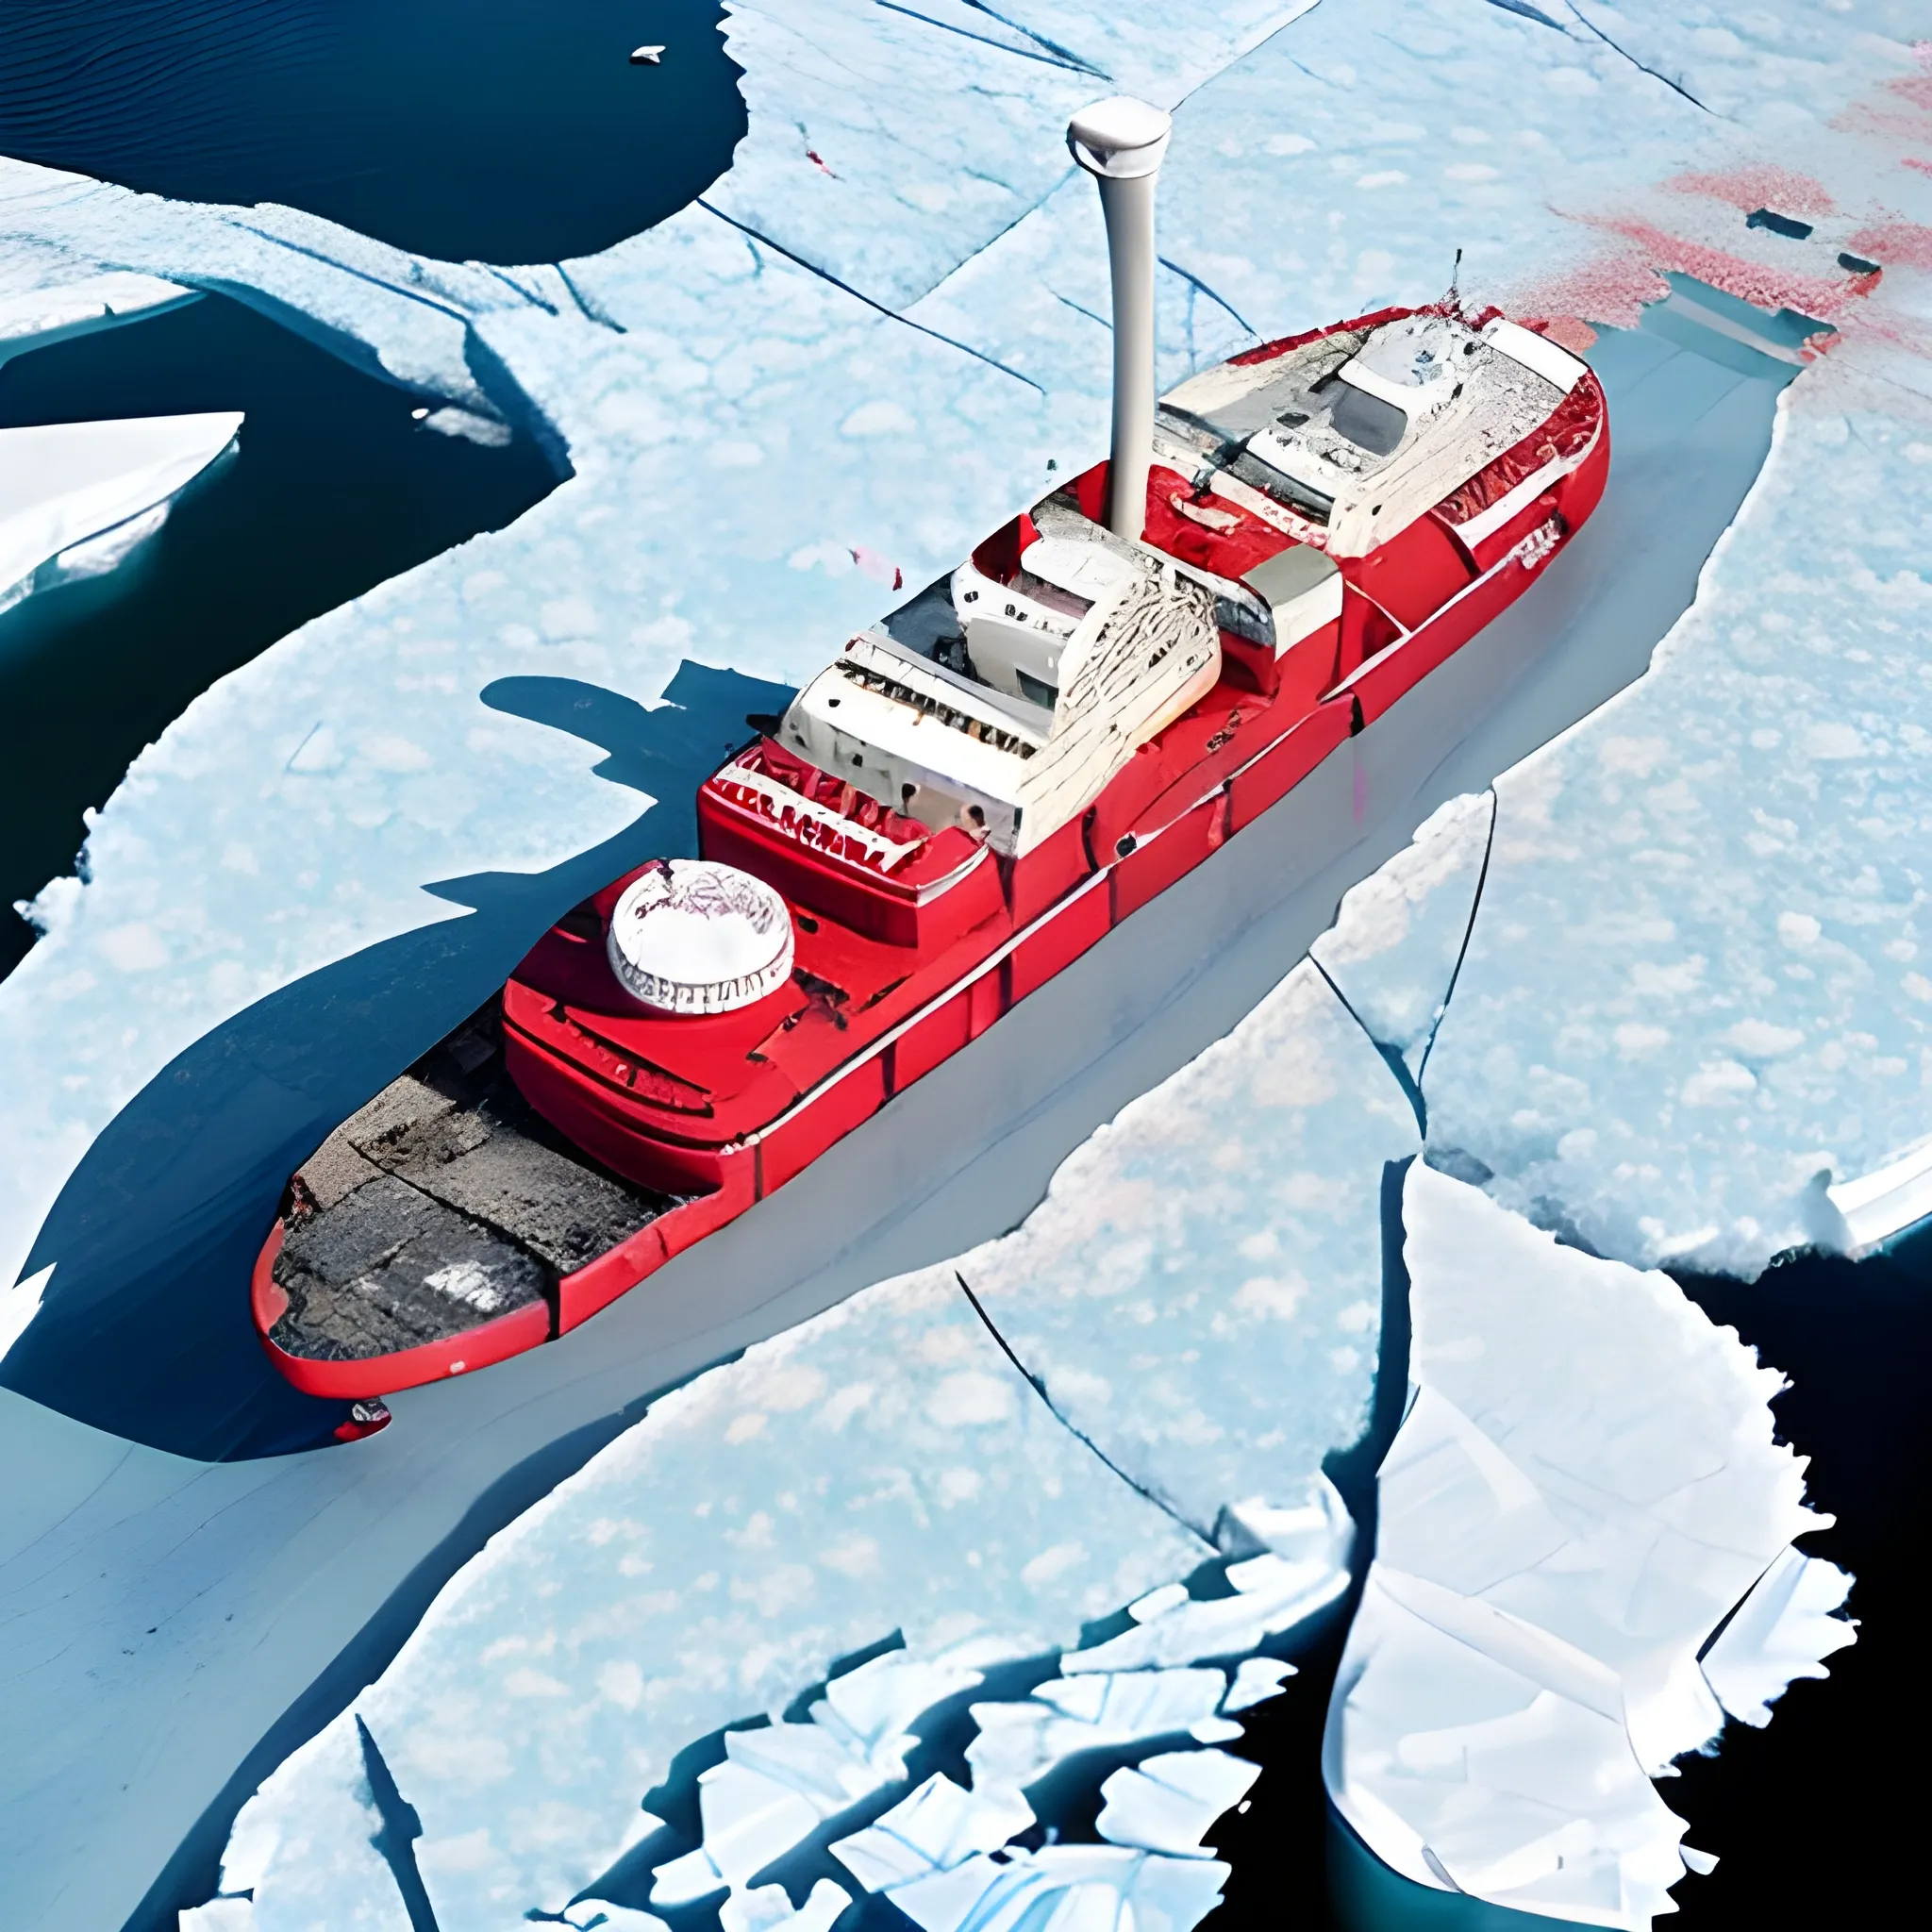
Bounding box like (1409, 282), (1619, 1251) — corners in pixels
(254, 309), (1608, 1404)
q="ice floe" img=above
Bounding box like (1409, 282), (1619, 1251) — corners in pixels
(1421, 353), (1932, 1270)
(964, 961), (1416, 1537)
(1094, 1747), (1260, 1856)
(0, 411), (241, 610)
(1325, 1162), (1854, 1926)
(0, 269), (196, 367)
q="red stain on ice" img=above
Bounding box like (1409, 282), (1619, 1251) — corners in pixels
(1849, 221), (1932, 271)
(1530, 316), (1599, 355)
(1582, 215), (1855, 319)
(1905, 158), (1932, 176)
(1668, 165), (1835, 217)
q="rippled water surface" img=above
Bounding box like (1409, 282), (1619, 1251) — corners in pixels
(0, 0), (744, 261)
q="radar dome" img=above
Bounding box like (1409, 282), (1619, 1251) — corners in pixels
(606, 859), (793, 1015)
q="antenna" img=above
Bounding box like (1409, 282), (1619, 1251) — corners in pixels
(1449, 246), (1463, 306)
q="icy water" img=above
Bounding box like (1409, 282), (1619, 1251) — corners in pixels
(0, 291), (561, 977)
(0, 0), (744, 261)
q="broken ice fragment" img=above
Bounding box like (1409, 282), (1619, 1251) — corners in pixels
(829, 1773), (1034, 1893)
(1220, 1658), (1295, 1714)
(882, 1843), (1230, 1932)
(1061, 1486), (1351, 1673)
(1326, 1165), (1856, 1927)
(177, 1899), (255, 1932)
(719, 1878), (850, 1932)
(964, 1669), (1239, 1797)
(1699, 1545), (1857, 1727)
(1094, 1748), (1259, 1856)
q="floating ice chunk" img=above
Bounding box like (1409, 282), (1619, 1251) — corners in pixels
(719, 1879), (851, 1932)
(420, 405), (513, 447)
(1062, 1484), (1351, 1673)
(1095, 1748), (1259, 1856)
(830, 1774), (1034, 1893)
(1326, 1165), (1853, 1926)
(0, 413), (240, 605)
(1220, 1659), (1295, 1714)
(965, 1669), (1239, 1796)
(178, 1900), (255, 1932)
(807, 1648), (992, 1780)
(1310, 791), (1493, 1087)
(0, 271), (196, 365)
(653, 1646), (998, 1905)
(1700, 1545), (1857, 1728)
(881, 1842), (1229, 1932)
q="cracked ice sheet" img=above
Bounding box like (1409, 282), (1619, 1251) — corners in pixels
(1414, 348), (1932, 1272)
(907, 0), (1918, 396)
(230, 1265), (1202, 1931)
(709, 2), (1320, 309)
(1311, 792), (1494, 1086)
(962, 960), (1416, 1540)
(1325, 1164), (1853, 1928)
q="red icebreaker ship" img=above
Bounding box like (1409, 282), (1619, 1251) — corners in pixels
(253, 99), (1607, 1424)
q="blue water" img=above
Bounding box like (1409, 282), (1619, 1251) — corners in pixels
(0, 0), (745, 262)
(0, 291), (562, 977)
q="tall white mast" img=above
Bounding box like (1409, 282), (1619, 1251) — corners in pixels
(1067, 96), (1174, 542)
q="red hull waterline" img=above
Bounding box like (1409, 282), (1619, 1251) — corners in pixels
(255, 304), (1610, 1407)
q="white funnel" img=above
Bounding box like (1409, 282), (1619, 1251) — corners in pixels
(1068, 96), (1173, 541)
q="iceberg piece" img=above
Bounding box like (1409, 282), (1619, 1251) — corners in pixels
(1325, 1163), (1854, 1925)
(719, 1879), (851, 1932)
(651, 1661), (984, 1911)
(0, 271), (197, 366)
(878, 1841), (1230, 1932)
(961, 962), (1415, 1547)
(1310, 791), (1494, 1090)
(0, 413), (241, 607)
(1061, 1492), (1351, 1673)
(1700, 1544), (1857, 1728)
(1220, 1658), (1295, 1714)
(964, 1669), (1240, 1798)
(830, 1774), (1035, 1894)
(1094, 1747), (1259, 1856)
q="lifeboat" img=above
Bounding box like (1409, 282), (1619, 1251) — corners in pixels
(252, 99), (1608, 1416)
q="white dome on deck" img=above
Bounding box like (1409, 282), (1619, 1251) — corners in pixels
(606, 860), (793, 1015)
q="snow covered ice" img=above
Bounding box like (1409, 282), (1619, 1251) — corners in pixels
(1324, 1162), (1855, 1927)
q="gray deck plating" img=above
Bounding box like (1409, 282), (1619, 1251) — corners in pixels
(270, 1011), (668, 1360)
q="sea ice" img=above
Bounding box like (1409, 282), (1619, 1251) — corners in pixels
(1220, 1657), (1295, 1714)
(1325, 1162), (1855, 1925)
(0, 412), (241, 608)
(1094, 1747), (1259, 1856)
(1419, 352), (1932, 1269)
(962, 961), (1416, 1539)
(226, 1262), (1204, 1930)
(0, 269), (196, 367)
(964, 1669), (1242, 1799)
(1699, 1543), (1857, 1729)
(1310, 792), (1494, 1092)
(855, 1840), (1231, 1932)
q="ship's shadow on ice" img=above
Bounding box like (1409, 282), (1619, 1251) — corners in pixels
(0, 662), (794, 1462)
